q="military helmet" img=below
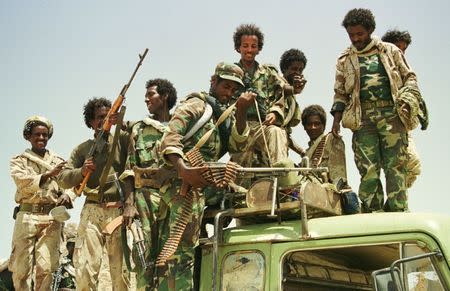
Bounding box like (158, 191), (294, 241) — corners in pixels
(214, 62), (244, 87)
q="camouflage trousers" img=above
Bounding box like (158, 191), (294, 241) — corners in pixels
(352, 106), (408, 212)
(406, 134), (421, 188)
(8, 211), (62, 291)
(74, 203), (130, 290)
(133, 189), (163, 290)
(231, 121), (288, 167)
(155, 183), (204, 291)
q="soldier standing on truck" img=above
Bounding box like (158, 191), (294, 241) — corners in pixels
(157, 62), (255, 290)
(279, 48), (308, 156)
(121, 78), (178, 290)
(9, 116), (74, 290)
(330, 8), (424, 212)
(382, 29), (429, 188)
(57, 97), (131, 290)
(230, 23), (294, 167)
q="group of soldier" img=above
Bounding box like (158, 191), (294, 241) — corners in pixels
(7, 7), (427, 291)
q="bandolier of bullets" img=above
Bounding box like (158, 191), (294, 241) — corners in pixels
(310, 137), (326, 168)
(156, 148), (235, 267)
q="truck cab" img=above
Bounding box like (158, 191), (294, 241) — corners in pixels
(198, 167), (450, 291)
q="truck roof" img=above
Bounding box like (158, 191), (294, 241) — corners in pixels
(222, 212), (450, 262)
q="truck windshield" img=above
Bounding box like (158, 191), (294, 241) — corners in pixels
(282, 242), (446, 291)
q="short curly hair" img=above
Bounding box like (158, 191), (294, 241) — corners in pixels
(342, 8), (376, 32)
(301, 104), (327, 127)
(382, 29), (412, 46)
(146, 78), (178, 110)
(83, 97), (111, 129)
(233, 23), (264, 52)
(279, 49), (307, 74)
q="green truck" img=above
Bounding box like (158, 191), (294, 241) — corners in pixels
(198, 168), (450, 291)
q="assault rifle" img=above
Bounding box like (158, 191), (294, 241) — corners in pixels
(75, 48), (149, 196)
(129, 219), (148, 270)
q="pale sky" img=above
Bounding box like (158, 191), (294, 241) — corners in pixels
(1, 0), (449, 260)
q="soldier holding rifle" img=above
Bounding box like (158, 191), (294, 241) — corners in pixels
(57, 97), (131, 290)
(120, 78), (178, 290)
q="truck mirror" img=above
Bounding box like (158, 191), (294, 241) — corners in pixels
(372, 251), (444, 291)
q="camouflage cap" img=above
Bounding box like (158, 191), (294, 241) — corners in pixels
(214, 62), (244, 87)
(23, 115), (54, 139)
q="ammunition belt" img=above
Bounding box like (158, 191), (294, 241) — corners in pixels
(20, 203), (56, 214)
(155, 148), (219, 267)
(360, 99), (394, 110)
(311, 136), (327, 168)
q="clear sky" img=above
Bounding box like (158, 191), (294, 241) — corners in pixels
(1, 0), (449, 260)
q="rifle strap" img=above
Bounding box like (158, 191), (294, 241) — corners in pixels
(98, 106), (126, 201)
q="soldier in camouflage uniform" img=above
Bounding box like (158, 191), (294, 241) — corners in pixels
(158, 62), (255, 290)
(279, 48), (308, 156)
(121, 78), (178, 290)
(382, 29), (428, 188)
(302, 105), (347, 185)
(57, 98), (131, 290)
(9, 116), (74, 290)
(331, 8), (422, 212)
(230, 24), (294, 167)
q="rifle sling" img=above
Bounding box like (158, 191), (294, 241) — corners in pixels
(98, 106), (126, 202)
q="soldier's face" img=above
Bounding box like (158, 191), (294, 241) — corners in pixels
(90, 106), (110, 134)
(284, 61), (305, 85)
(212, 79), (240, 104)
(394, 41), (408, 53)
(28, 125), (49, 154)
(304, 115), (325, 140)
(145, 85), (165, 115)
(238, 35), (259, 63)
(346, 25), (372, 51)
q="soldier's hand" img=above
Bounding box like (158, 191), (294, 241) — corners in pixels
(332, 113), (342, 137)
(236, 91), (257, 110)
(56, 193), (72, 207)
(123, 204), (138, 226)
(81, 158), (96, 177)
(177, 159), (208, 191)
(293, 75), (307, 94)
(263, 113), (277, 125)
(108, 112), (120, 125)
(48, 161), (67, 178)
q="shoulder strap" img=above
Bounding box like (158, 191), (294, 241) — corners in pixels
(182, 100), (213, 142)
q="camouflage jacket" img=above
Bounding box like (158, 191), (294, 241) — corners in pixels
(331, 37), (419, 131)
(10, 149), (75, 204)
(161, 92), (249, 164)
(57, 132), (129, 201)
(233, 61), (293, 126)
(305, 132), (347, 184)
(121, 117), (166, 179)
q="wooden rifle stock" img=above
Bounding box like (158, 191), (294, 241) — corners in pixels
(74, 48), (149, 196)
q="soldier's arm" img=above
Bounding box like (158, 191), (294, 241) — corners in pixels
(56, 146), (86, 189)
(10, 155), (42, 198)
(331, 55), (349, 137)
(392, 46), (419, 89)
(160, 97), (204, 164)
